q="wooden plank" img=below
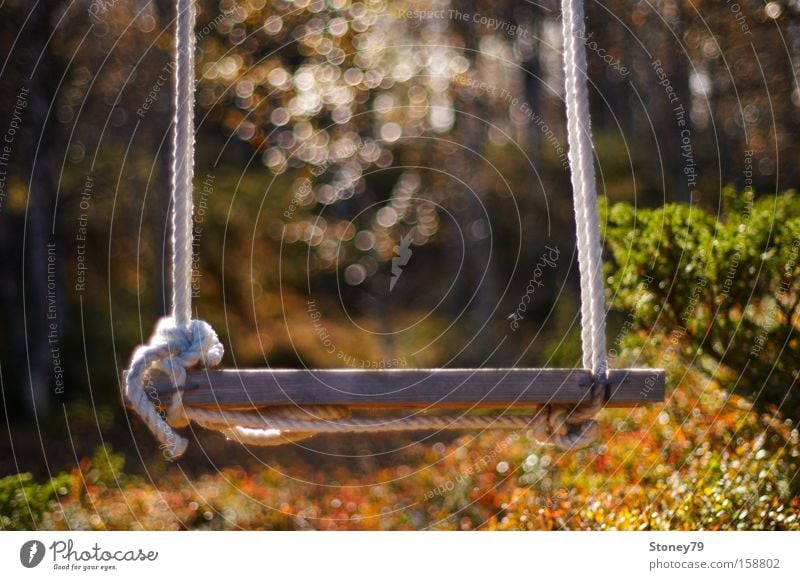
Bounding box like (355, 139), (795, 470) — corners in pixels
(135, 368), (664, 409)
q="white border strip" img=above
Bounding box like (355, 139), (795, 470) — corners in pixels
(1, 531), (798, 579)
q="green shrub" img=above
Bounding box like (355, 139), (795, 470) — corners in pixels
(0, 472), (72, 530)
(602, 190), (800, 414)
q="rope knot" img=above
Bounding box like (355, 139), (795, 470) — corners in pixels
(124, 316), (224, 459)
(541, 403), (601, 450)
(150, 317), (224, 383)
(547, 407), (570, 438)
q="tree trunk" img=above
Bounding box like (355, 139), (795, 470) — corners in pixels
(21, 1), (62, 417)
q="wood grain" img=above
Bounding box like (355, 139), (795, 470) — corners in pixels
(131, 368), (665, 410)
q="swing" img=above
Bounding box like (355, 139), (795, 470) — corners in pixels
(123, 0), (664, 458)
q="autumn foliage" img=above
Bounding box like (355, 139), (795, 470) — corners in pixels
(4, 195), (799, 530)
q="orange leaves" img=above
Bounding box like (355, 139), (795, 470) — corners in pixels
(5, 361), (799, 531)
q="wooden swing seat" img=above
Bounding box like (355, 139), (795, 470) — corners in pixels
(138, 367), (665, 411)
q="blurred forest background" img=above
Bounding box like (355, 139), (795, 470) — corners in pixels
(1, 0), (799, 530)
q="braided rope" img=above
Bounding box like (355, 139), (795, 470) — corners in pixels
(124, 0), (607, 457)
(176, 405), (599, 450)
(124, 0), (226, 459)
(172, 0), (196, 329)
(124, 318), (223, 458)
(562, 0), (607, 378)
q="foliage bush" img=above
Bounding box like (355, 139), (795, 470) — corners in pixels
(601, 190), (800, 414)
(0, 472), (72, 530)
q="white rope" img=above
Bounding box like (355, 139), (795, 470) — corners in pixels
(561, 0), (607, 378)
(124, 318), (223, 457)
(124, 0), (225, 458)
(174, 405), (600, 450)
(124, 0), (608, 457)
(172, 0), (196, 329)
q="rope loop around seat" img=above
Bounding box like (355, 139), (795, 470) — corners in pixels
(124, 316), (224, 458)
